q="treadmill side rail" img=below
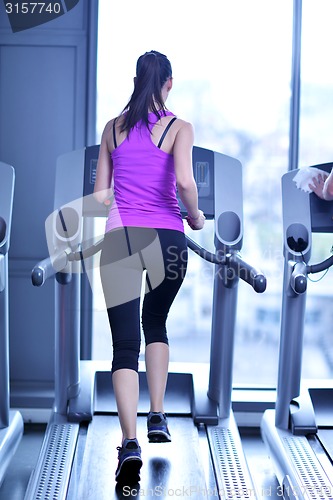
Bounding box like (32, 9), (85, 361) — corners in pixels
(0, 411), (23, 487)
(208, 413), (259, 499)
(24, 420), (79, 500)
(261, 410), (333, 500)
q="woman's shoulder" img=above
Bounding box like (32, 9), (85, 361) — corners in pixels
(101, 118), (115, 137)
(173, 118), (194, 139)
(102, 115), (126, 144)
(170, 118), (194, 151)
(103, 115), (124, 132)
(164, 109), (190, 126)
(175, 117), (193, 127)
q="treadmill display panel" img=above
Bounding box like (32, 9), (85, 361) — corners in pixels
(83, 144), (215, 219)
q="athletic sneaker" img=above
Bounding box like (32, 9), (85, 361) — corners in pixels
(147, 412), (171, 443)
(115, 438), (142, 485)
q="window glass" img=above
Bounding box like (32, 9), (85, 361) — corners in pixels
(94, 1), (293, 386)
(299, 0), (333, 379)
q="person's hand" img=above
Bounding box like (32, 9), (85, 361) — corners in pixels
(186, 210), (206, 230)
(309, 173), (328, 199)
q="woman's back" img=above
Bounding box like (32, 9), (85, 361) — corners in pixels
(106, 110), (184, 232)
(94, 49), (205, 233)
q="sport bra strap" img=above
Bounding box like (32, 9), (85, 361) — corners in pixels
(112, 118), (118, 149)
(157, 117), (177, 149)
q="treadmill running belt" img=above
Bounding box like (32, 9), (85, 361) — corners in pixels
(75, 415), (208, 499)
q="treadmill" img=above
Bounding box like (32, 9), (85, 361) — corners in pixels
(261, 162), (333, 499)
(0, 162), (24, 485)
(25, 146), (266, 499)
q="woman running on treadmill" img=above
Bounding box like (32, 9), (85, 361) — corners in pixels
(94, 50), (205, 486)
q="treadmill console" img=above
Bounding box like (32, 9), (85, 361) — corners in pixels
(82, 145), (215, 219)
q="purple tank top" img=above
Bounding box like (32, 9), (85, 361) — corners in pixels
(105, 110), (184, 233)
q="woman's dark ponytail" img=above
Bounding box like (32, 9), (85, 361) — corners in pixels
(121, 50), (172, 134)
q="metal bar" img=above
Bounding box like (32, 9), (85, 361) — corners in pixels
(80, 217), (94, 360)
(307, 254), (333, 274)
(288, 0), (303, 171)
(0, 253), (9, 428)
(275, 260), (307, 430)
(228, 253), (266, 293)
(208, 260), (238, 418)
(186, 235), (224, 264)
(86, 0), (99, 146)
(31, 252), (70, 286)
(54, 267), (81, 416)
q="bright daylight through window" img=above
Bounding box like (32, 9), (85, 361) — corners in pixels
(93, 0), (333, 386)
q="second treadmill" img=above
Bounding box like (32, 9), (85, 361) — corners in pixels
(261, 162), (333, 500)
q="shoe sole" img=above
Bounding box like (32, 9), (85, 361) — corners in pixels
(115, 457), (142, 485)
(148, 430), (171, 443)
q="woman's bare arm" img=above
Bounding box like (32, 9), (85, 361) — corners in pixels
(94, 121), (114, 203)
(323, 168), (333, 200)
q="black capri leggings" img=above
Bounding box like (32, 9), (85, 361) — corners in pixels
(100, 227), (188, 373)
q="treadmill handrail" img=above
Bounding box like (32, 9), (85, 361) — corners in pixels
(290, 261), (307, 294)
(0, 216), (7, 251)
(0, 254), (4, 292)
(69, 239), (104, 261)
(32, 250), (70, 286)
(185, 235), (225, 265)
(186, 236), (266, 293)
(228, 253), (267, 293)
(287, 254), (333, 295)
(306, 254), (333, 274)
(31, 235), (267, 293)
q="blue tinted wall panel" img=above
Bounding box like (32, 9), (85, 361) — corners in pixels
(0, 44), (77, 258)
(0, 0), (97, 408)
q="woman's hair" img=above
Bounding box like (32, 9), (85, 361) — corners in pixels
(120, 50), (172, 133)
